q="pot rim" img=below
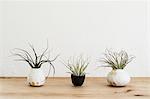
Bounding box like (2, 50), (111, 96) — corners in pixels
(112, 69), (125, 71)
(71, 74), (85, 77)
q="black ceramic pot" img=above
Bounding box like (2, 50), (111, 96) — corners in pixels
(71, 74), (85, 86)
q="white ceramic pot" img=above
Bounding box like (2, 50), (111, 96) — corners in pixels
(107, 69), (130, 86)
(27, 68), (45, 87)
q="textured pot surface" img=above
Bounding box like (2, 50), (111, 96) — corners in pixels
(107, 69), (130, 86)
(71, 74), (85, 86)
(27, 68), (45, 87)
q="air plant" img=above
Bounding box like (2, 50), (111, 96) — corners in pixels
(100, 49), (134, 70)
(63, 55), (89, 76)
(12, 43), (59, 75)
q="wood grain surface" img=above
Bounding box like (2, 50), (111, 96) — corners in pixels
(0, 77), (150, 99)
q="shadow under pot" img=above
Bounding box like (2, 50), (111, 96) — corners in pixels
(71, 74), (85, 86)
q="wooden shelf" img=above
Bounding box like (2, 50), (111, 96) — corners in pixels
(0, 77), (150, 99)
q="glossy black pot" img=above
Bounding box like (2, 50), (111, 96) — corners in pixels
(71, 74), (85, 86)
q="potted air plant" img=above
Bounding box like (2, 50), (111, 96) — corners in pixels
(63, 55), (89, 86)
(12, 43), (58, 87)
(100, 49), (135, 87)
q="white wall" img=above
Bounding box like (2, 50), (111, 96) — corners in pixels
(0, 0), (149, 77)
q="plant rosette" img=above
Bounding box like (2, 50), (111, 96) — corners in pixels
(107, 69), (130, 86)
(63, 55), (89, 87)
(27, 68), (45, 87)
(13, 43), (58, 87)
(101, 49), (134, 87)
